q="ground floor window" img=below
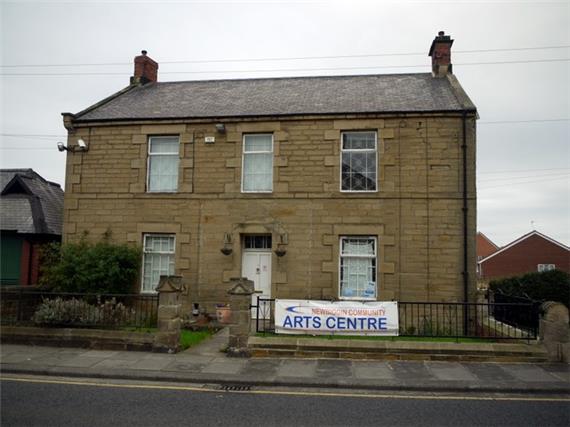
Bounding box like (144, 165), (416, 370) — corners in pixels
(339, 236), (377, 299)
(142, 234), (175, 293)
(537, 264), (555, 272)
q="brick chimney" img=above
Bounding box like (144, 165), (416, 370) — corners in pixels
(131, 50), (158, 85)
(428, 31), (454, 78)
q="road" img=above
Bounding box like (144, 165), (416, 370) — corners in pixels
(1, 376), (569, 427)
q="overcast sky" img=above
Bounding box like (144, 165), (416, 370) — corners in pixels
(1, 0), (568, 246)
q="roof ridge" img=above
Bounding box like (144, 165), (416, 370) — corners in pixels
(147, 72), (434, 86)
(479, 230), (569, 264)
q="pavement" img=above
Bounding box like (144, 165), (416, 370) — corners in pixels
(1, 328), (569, 394)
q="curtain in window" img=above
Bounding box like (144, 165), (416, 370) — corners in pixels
(340, 237), (376, 298)
(148, 137), (179, 192)
(142, 235), (175, 293)
(243, 134), (273, 191)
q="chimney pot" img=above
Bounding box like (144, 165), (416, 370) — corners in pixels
(131, 50), (158, 85)
(438, 30), (445, 36)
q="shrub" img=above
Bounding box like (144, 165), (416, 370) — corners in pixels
(39, 235), (141, 294)
(32, 297), (135, 327)
(489, 270), (570, 308)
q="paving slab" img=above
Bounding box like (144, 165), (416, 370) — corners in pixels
(353, 361), (395, 380)
(315, 359), (353, 379)
(277, 360), (317, 378)
(539, 364), (570, 382)
(388, 361), (432, 381)
(162, 361), (207, 373)
(80, 350), (120, 358)
(130, 358), (174, 371)
(464, 363), (518, 382)
(55, 356), (105, 368)
(501, 364), (561, 382)
(201, 359), (246, 375)
(426, 362), (477, 381)
(90, 359), (142, 370)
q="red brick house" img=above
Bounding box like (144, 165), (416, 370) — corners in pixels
(478, 230), (570, 280)
(476, 232), (499, 261)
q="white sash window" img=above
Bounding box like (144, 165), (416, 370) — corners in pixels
(147, 136), (179, 192)
(141, 234), (175, 293)
(242, 134), (273, 192)
(339, 236), (377, 299)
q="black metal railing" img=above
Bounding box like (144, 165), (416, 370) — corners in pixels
(398, 300), (538, 340)
(0, 288), (158, 330)
(488, 291), (542, 332)
(253, 297), (539, 340)
(254, 297), (276, 334)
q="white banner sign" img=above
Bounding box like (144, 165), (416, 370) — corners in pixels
(275, 299), (399, 336)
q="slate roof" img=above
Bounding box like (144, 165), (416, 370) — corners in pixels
(73, 73), (476, 122)
(0, 169), (64, 235)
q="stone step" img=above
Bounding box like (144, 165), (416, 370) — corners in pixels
(248, 336), (550, 362)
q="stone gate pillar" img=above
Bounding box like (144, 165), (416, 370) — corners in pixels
(227, 277), (255, 357)
(539, 301), (569, 363)
(153, 275), (185, 353)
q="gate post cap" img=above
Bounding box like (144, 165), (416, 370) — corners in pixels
(540, 301), (569, 323)
(227, 277), (255, 295)
(156, 275), (186, 293)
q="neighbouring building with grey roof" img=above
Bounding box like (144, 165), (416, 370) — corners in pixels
(0, 169), (64, 285)
(60, 32), (477, 317)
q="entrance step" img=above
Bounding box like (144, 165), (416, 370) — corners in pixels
(248, 336), (550, 362)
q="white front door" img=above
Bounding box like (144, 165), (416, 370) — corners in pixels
(242, 251), (271, 319)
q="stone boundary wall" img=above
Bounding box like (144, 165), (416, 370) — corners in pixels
(0, 326), (155, 352)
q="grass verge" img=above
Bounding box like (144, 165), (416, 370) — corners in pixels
(123, 327), (215, 349)
(180, 329), (214, 350)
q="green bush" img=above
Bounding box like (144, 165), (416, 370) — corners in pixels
(39, 236), (141, 294)
(489, 270), (570, 308)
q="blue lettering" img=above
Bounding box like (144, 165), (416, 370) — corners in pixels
(358, 317), (366, 329)
(313, 317), (321, 329)
(283, 315), (293, 328)
(347, 317), (357, 330)
(293, 316), (303, 328)
(303, 316), (312, 328)
(326, 316), (336, 329)
(379, 317), (387, 330)
(367, 318), (378, 329)
(337, 317), (346, 329)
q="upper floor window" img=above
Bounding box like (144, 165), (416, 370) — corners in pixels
(141, 234), (175, 293)
(538, 264), (555, 272)
(147, 136), (179, 192)
(242, 134), (273, 192)
(341, 131), (377, 192)
(339, 236), (377, 300)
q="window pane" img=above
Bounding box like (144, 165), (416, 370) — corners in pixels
(342, 238), (375, 255)
(244, 134), (272, 152)
(340, 237), (376, 299)
(243, 152), (272, 191)
(148, 155), (179, 192)
(149, 137), (179, 153)
(342, 132), (375, 150)
(142, 235), (175, 293)
(341, 132), (377, 192)
(342, 151), (376, 191)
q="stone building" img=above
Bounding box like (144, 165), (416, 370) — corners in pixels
(61, 32), (477, 314)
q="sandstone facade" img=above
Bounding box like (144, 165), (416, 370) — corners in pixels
(62, 113), (477, 314)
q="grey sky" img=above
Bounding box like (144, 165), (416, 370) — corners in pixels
(1, 0), (568, 246)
